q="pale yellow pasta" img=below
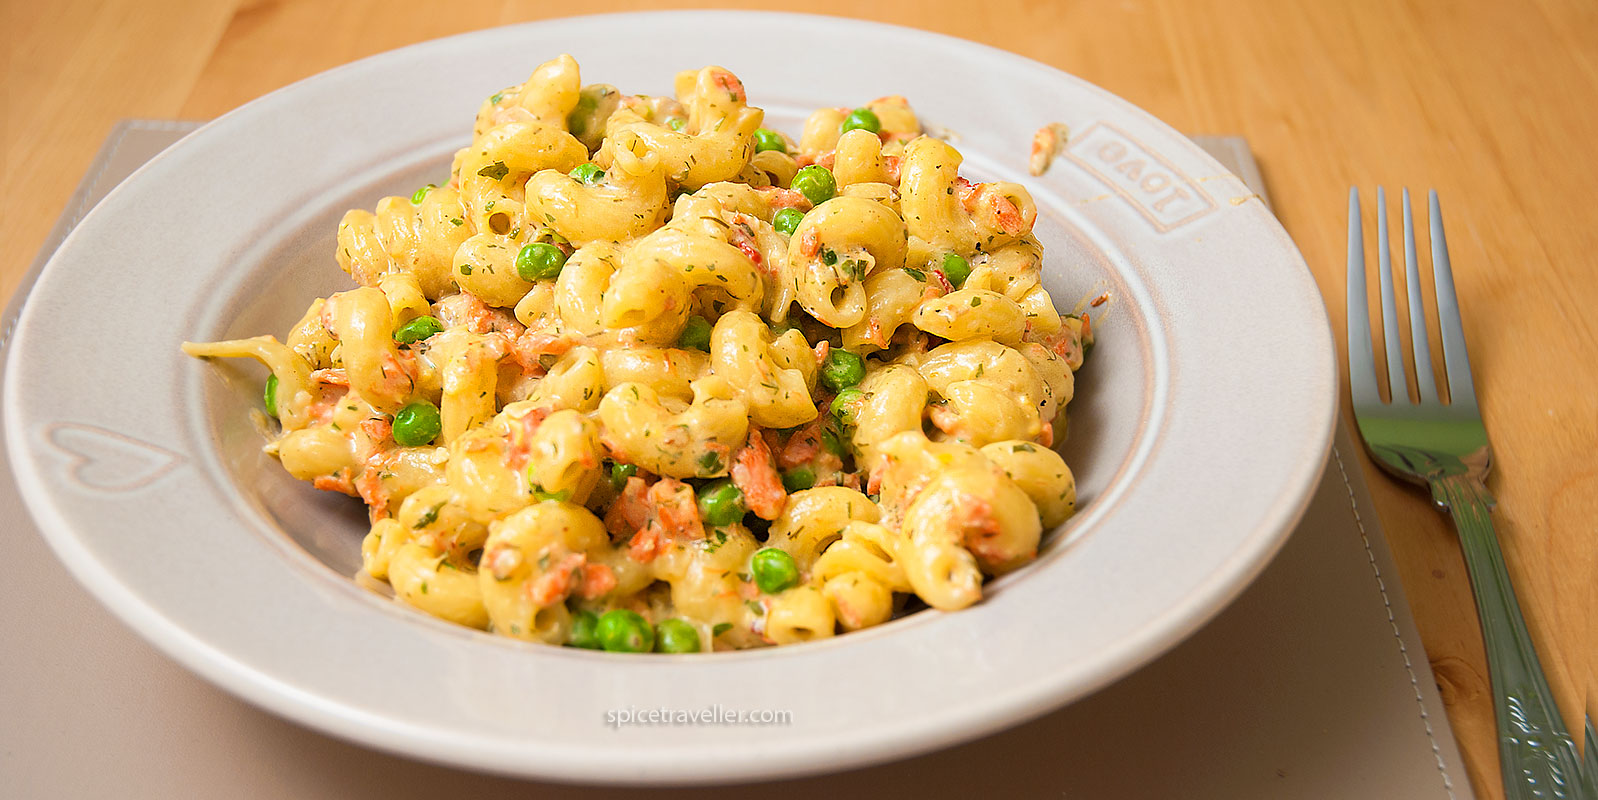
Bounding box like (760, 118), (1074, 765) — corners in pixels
(635, 225), (764, 309)
(392, 484), (487, 561)
(378, 272), (430, 324)
(850, 365), (930, 471)
(186, 57), (1096, 651)
(865, 95), (920, 140)
(749, 149), (798, 186)
(819, 571), (894, 632)
(597, 378), (748, 479)
(374, 188), (473, 299)
(180, 335), (315, 429)
(446, 424), (529, 523)
(786, 196), (907, 327)
(388, 540), (490, 629)
(360, 518), (409, 581)
(276, 426), (355, 482)
(599, 346), (708, 400)
(918, 339), (1047, 446)
(456, 121), (587, 195)
(479, 501), (608, 641)
(525, 129), (668, 245)
(763, 585), (835, 645)
(604, 67), (761, 190)
(766, 487), (879, 571)
(652, 526), (761, 647)
(980, 441), (1077, 528)
(709, 310), (817, 428)
(509, 54), (583, 127)
(811, 520), (911, 592)
(597, 255), (692, 342)
(522, 409), (603, 501)
(843, 267), (929, 352)
(452, 234), (532, 308)
(912, 288), (1026, 345)
(286, 299), (337, 368)
(899, 137), (1037, 263)
(833, 129), (891, 188)
(432, 331), (505, 442)
(525, 345), (605, 412)
(799, 107), (848, 153)
(322, 287), (412, 414)
(839, 181), (901, 215)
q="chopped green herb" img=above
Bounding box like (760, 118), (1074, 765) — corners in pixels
(412, 501), (445, 529)
(531, 486), (573, 503)
(477, 161), (509, 181)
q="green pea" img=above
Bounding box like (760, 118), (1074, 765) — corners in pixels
(392, 402), (442, 447)
(821, 420), (849, 458)
(667, 117), (686, 132)
(570, 162), (605, 185)
(940, 252), (972, 288)
(263, 374), (279, 418)
(772, 208), (804, 237)
(679, 315), (713, 351)
(568, 610), (602, 649)
(751, 548), (799, 594)
(654, 619), (702, 653)
(698, 479), (746, 527)
(839, 107), (881, 135)
(791, 165), (836, 207)
(596, 609), (655, 653)
(410, 184), (435, 205)
(516, 242), (568, 281)
(781, 465), (816, 492)
(610, 462), (638, 490)
(830, 387), (866, 425)
(753, 128), (787, 154)
(820, 349), (866, 392)
(392, 315), (444, 344)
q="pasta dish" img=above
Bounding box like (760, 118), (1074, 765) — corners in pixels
(184, 56), (1092, 653)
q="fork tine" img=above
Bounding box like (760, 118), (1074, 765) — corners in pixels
(1347, 188), (1382, 408)
(1428, 191), (1479, 410)
(1376, 187), (1407, 402)
(1403, 189), (1439, 403)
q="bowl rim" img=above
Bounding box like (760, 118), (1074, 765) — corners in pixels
(4, 10), (1337, 785)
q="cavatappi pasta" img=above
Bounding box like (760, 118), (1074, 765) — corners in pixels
(184, 56), (1094, 653)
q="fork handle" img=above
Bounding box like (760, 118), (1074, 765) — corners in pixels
(1433, 474), (1589, 799)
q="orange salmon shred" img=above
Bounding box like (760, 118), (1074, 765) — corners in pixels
(529, 552), (587, 606)
(731, 427), (787, 520)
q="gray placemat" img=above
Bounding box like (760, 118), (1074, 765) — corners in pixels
(0, 121), (1468, 799)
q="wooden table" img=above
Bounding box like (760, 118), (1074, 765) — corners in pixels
(6, 1), (1594, 796)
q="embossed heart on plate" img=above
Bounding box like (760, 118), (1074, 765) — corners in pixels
(44, 423), (185, 492)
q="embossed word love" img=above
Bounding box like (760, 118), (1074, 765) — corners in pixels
(1065, 122), (1216, 232)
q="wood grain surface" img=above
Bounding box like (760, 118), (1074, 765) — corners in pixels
(5, 1), (1595, 797)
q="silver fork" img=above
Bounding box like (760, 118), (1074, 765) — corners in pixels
(1348, 187), (1597, 800)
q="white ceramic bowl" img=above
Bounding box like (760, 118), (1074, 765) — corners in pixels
(5, 11), (1335, 785)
